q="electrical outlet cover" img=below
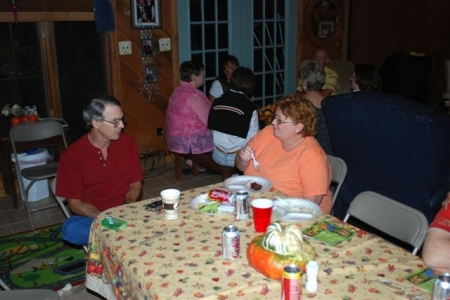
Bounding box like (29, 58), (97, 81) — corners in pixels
(159, 38), (171, 52)
(119, 41), (132, 55)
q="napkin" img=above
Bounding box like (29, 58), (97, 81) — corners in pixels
(405, 268), (436, 293)
(303, 220), (355, 246)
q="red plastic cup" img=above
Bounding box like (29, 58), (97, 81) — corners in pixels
(251, 199), (274, 233)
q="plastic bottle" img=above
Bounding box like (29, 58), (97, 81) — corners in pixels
(305, 261), (319, 292)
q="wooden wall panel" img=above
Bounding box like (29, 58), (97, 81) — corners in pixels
(350, 0), (450, 107)
(0, 0), (93, 12)
(110, 0), (178, 154)
(3, 0), (449, 154)
(296, 0), (350, 82)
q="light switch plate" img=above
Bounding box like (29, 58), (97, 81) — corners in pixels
(119, 41), (132, 55)
(159, 38), (171, 52)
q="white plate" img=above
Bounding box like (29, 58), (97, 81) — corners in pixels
(189, 194), (235, 215)
(272, 198), (322, 222)
(223, 175), (273, 194)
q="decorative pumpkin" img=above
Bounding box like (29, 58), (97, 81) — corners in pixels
(246, 221), (315, 281)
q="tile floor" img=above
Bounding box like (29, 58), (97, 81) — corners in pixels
(0, 161), (222, 299)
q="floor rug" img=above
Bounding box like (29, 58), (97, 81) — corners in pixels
(0, 224), (86, 290)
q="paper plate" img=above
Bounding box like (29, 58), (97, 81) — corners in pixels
(272, 198), (322, 222)
(189, 193), (235, 215)
(223, 175), (272, 194)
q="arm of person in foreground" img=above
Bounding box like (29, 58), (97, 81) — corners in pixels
(422, 228), (450, 273)
(303, 194), (324, 206)
(124, 181), (143, 204)
(67, 199), (102, 218)
(67, 181), (142, 217)
(235, 145), (254, 171)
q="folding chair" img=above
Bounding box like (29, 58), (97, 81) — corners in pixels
(51, 177), (88, 251)
(343, 191), (428, 255)
(327, 155), (347, 206)
(51, 176), (88, 295)
(10, 120), (67, 230)
(0, 278), (59, 299)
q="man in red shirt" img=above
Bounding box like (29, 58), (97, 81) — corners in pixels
(56, 95), (143, 245)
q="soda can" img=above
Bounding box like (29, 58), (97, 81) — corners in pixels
(433, 273), (450, 300)
(222, 225), (240, 260)
(281, 264), (302, 300)
(234, 191), (249, 220)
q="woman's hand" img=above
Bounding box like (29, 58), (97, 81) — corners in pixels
(235, 145), (255, 171)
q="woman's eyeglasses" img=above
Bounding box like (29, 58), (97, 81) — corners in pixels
(274, 116), (295, 125)
(103, 117), (126, 128)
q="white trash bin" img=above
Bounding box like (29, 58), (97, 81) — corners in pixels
(11, 148), (51, 202)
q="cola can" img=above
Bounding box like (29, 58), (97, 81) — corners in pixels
(222, 225), (240, 260)
(433, 273), (450, 300)
(234, 191), (249, 220)
(281, 264), (302, 300)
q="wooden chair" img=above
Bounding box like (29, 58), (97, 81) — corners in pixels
(173, 152), (240, 181)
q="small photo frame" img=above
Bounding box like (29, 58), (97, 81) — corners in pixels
(144, 65), (157, 83)
(141, 39), (155, 57)
(318, 21), (334, 38)
(132, 0), (161, 29)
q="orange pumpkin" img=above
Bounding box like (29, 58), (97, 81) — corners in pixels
(246, 222), (315, 281)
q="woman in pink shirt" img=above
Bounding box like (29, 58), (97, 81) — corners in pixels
(235, 93), (332, 213)
(166, 61), (213, 157)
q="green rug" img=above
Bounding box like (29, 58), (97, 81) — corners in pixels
(0, 224), (86, 290)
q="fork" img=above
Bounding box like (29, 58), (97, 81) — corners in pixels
(251, 153), (260, 171)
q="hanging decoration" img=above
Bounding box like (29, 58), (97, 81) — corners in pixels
(138, 29), (160, 102)
(8, 0), (19, 23)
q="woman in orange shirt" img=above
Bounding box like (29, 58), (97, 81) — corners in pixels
(235, 93), (332, 213)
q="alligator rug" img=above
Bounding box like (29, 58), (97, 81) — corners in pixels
(0, 224), (86, 290)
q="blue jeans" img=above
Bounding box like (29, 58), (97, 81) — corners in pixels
(62, 216), (94, 246)
(212, 148), (237, 167)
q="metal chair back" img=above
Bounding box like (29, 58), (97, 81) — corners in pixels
(343, 191), (428, 255)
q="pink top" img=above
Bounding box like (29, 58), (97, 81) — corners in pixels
(245, 125), (333, 213)
(166, 81), (213, 154)
(56, 133), (143, 211)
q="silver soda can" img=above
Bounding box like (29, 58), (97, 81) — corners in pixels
(433, 273), (450, 300)
(222, 225), (240, 260)
(235, 191), (249, 220)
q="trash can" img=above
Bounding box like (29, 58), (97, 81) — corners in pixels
(11, 148), (51, 202)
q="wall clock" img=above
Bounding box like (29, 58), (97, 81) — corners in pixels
(304, 0), (344, 48)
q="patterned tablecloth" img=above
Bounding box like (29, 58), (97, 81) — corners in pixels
(86, 182), (433, 300)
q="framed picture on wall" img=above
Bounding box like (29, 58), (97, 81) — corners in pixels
(131, 0), (161, 29)
(141, 38), (155, 57)
(144, 65), (157, 83)
(318, 21), (334, 39)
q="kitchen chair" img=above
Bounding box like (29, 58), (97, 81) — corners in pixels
(327, 155), (347, 208)
(10, 120), (68, 230)
(343, 191), (428, 255)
